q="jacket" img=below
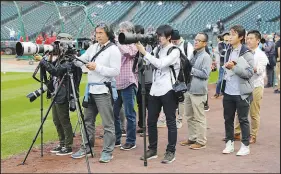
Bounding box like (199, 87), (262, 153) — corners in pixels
(222, 44), (255, 100)
(187, 48), (212, 95)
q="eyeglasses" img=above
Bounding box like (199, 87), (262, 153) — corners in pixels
(96, 23), (107, 28)
(194, 39), (206, 43)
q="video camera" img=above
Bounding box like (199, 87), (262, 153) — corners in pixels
(118, 32), (157, 45)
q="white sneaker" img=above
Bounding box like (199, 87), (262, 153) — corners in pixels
(222, 140), (234, 154)
(236, 142), (250, 156)
(176, 119), (183, 129)
(157, 120), (166, 128)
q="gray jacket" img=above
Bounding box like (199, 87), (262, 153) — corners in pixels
(187, 48), (212, 95)
(222, 44), (255, 100)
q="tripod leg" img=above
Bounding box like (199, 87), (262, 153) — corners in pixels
(140, 67), (148, 167)
(73, 120), (79, 137)
(69, 73), (92, 174)
(19, 74), (67, 165)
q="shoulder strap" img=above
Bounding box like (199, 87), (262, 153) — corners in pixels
(155, 46), (161, 58)
(91, 42), (114, 62)
(167, 46), (182, 81)
(184, 41), (188, 56)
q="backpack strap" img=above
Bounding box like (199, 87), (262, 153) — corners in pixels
(183, 41), (188, 57)
(167, 46), (184, 82)
(91, 42), (114, 62)
(155, 46), (161, 58)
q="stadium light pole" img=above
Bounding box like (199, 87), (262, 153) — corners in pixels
(14, 1), (26, 41)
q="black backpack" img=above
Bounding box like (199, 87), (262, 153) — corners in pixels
(155, 46), (192, 85)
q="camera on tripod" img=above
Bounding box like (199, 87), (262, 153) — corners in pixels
(16, 35), (86, 104)
(118, 32), (158, 45)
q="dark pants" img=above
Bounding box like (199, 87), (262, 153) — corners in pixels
(52, 101), (73, 148)
(136, 82), (152, 128)
(147, 90), (178, 153)
(266, 66), (274, 87)
(223, 93), (251, 146)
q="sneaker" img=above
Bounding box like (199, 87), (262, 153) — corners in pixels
(236, 142), (250, 156)
(222, 140), (234, 154)
(50, 145), (63, 153)
(176, 119), (183, 129)
(274, 89), (280, 94)
(121, 130), (127, 137)
(56, 147), (73, 156)
(99, 153), (114, 163)
(140, 150), (158, 160)
(115, 142), (121, 147)
(204, 105), (210, 112)
(157, 120), (166, 128)
(137, 128), (144, 133)
(211, 94), (220, 99)
(71, 148), (92, 159)
(161, 151), (175, 164)
(140, 132), (149, 137)
(189, 142), (206, 150)
(179, 140), (196, 146)
(120, 143), (136, 151)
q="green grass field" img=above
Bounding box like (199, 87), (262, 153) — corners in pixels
(1, 71), (218, 159)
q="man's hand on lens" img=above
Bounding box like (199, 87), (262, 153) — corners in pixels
(86, 62), (97, 70)
(135, 41), (146, 56)
(34, 54), (43, 61)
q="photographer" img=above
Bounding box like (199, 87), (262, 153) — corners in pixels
(179, 32), (211, 150)
(34, 33), (82, 156)
(114, 21), (138, 151)
(71, 23), (121, 163)
(135, 24), (180, 164)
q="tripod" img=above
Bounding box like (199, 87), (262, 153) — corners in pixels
(19, 64), (93, 174)
(138, 54), (148, 167)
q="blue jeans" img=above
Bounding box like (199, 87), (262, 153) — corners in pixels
(114, 84), (137, 145)
(216, 66), (224, 95)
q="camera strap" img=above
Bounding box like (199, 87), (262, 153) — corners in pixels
(91, 42), (115, 62)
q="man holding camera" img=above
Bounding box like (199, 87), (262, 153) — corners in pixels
(179, 32), (211, 150)
(114, 21), (138, 150)
(135, 24), (180, 164)
(34, 33), (82, 156)
(71, 23), (121, 163)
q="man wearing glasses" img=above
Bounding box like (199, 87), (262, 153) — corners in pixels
(179, 32), (212, 150)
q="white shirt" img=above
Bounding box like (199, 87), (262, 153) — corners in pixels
(75, 41), (121, 94)
(252, 47), (269, 88)
(177, 40), (194, 60)
(144, 43), (180, 96)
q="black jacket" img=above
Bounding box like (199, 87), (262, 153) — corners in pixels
(41, 59), (82, 104)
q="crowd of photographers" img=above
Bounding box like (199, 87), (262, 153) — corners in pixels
(33, 20), (280, 164)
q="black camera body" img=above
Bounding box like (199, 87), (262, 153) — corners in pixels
(118, 32), (158, 45)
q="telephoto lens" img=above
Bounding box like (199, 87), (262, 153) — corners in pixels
(26, 84), (48, 102)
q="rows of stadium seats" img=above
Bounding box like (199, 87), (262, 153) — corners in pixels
(1, 3), (83, 40)
(60, 1), (136, 38)
(131, 1), (185, 29)
(1, 1), (280, 41)
(1, 2), (38, 22)
(171, 1), (253, 35)
(225, 1), (280, 32)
